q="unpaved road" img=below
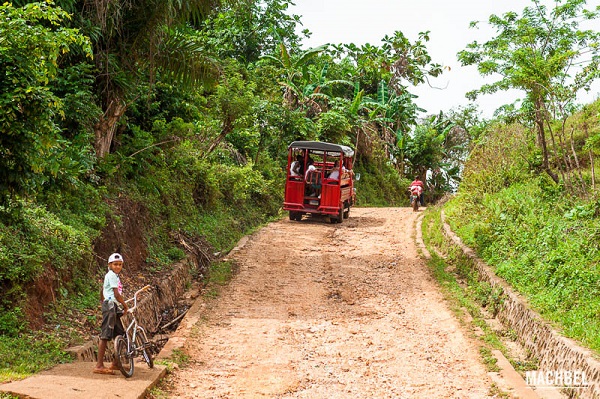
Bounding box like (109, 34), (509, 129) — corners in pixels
(165, 207), (493, 398)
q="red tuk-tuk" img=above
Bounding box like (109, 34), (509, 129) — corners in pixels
(284, 141), (356, 223)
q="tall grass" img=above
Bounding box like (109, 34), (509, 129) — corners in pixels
(444, 113), (600, 353)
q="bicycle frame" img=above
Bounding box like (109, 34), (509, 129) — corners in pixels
(113, 284), (154, 377)
(123, 285), (151, 357)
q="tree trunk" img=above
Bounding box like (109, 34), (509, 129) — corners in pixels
(254, 129), (265, 166)
(585, 122), (596, 191)
(534, 97), (559, 183)
(548, 117), (570, 192)
(569, 126), (586, 196)
(94, 99), (127, 158)
(205, 117), (233, 156)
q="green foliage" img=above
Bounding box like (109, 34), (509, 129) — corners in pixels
(259, 28), (445, 181)
(0, 201), (95, 326)
(354, 150), (408, 206)
(208, 260), (234, 286)
(200, 0), (304, 63)
(580, 101), (600, 152)
(459, 0), (600, 103)
(0, 332), (72, 382)
(0, 2), (92, 204)
(167, 348), (191, 368)
(433, 102), (600, 356)
(459, 122), (533, 201)
(446, 176), (600, 352)
(317, 110), (351, 144)
(458, 0), (600, 184)
(102, 102), (283, 267)
(0, 308), (26, 337)
(405, 122), (445, 176)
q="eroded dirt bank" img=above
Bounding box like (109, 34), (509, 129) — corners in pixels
(165, 207), (492, 398)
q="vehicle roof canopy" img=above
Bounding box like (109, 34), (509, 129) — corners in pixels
(288, 141), (354, 157)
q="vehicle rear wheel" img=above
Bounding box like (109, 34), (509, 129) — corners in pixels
(114, 335), (134, 378)
(343, 205), (350, 219)
(337, 207), (344, 224)
(289, 211), (297, 221)
(412, 196), (419, 212)
(295, 212), (303, 221)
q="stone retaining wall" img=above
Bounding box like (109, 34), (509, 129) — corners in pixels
(441, 211), (600, 398)
(67, 256), (199, 362)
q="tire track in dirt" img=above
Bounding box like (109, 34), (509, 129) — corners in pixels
(165, 208), (492, 398)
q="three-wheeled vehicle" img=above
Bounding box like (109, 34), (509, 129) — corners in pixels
(284, 141), (356, 223)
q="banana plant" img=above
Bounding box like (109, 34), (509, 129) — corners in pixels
(261, 42), (329, 109)
(361, 80), (424, 158)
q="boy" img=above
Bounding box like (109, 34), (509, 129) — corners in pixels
(93, 252), (129, 374)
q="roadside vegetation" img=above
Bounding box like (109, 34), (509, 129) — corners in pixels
(1, 0), (599, 383)
(0, 0), (461, 381)
(443, 103), (600, 352)
(440, 0), (600, 354)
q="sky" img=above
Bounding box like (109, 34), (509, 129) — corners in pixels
(288, 0), (600, 118)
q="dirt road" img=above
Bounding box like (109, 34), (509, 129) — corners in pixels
(165, 207), (492, 398)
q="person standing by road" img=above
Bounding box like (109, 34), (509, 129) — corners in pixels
(93, 253), (129, 375)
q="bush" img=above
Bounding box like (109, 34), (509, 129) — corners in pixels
(354, 149), (407, 206)
(0, 201), (94, 309)
(460, 122), (533, 202)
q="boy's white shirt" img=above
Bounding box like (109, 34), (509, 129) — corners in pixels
(103, 269), (122, 302)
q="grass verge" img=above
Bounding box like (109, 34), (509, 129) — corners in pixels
(445, 179), (600, 353)
(421, 207), (537, 376)
(0, 333), (72, 383)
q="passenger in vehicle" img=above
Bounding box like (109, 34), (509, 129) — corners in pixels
(304, 158), (316, 180)
(330, 160), (352, 181)
(305, 158), (321, 197)
(290, 154), (303, 177)
(328, 160), (341, 180)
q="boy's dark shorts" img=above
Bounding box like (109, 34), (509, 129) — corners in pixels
(100, 300), (125, 340)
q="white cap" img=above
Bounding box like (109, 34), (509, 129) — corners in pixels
(108, 253), (123, 263)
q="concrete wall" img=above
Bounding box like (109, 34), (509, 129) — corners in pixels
(441, 211), (600, 399)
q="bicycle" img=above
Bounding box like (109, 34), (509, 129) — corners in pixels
(113, 285), (155, 378)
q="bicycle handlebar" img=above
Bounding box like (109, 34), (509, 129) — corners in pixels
(125, 285), (152, 313)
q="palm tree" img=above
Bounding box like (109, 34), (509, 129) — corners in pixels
(83, 0), (227, 157)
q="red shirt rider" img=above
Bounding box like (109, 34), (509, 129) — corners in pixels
(409, 177), (423, 192)
(409, 177), (424, 204)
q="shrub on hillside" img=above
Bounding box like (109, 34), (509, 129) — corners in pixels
(461, 123), (534, 202)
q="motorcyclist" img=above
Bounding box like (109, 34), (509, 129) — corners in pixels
(409, 176), (424, 206)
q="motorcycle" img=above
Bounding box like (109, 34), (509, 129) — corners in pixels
(410, 192), (419, 212)
(408, 187), (422, 212)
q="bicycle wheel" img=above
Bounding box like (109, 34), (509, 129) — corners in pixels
(114, 335), (134, 378)
(135, 327), (154, 369)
